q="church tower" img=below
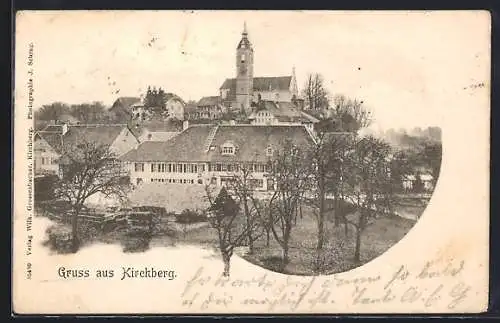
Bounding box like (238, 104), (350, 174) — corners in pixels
(235, 22), (254, 114)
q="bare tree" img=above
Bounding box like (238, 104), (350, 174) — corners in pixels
(205, 186), (263, 277)
(35, 102), (71, 121)
(224, 163), (259, 254)
(55, 140), (131, 252)
(304, 132), (354, 270)
(301, 73), (330, 112)
(69, 101), (107, 123)
(268, 140), (310, 269)
(343, 135), (394, 263)
(332, 94), (373, 132)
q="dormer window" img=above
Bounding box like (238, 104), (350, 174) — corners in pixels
(266, 146), (273, 157)
(221, 142), (236, 155)
(222, 146), (234, 155)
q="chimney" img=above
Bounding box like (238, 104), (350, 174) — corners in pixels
(182, 120), (189, 131)
(61, 123), (68, 136)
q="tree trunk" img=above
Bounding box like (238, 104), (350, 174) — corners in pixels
(333, 195), (339, 227)
(344, 217), (349, 238)
(222, 252), (231, 277)
(282, 244), (289, 270)
(265, 227), (270, 247)
(281, 227), (291, 270)
(317, 178), (326, 251)
(244, 199), (254, 255)
(354, 227), (361, 263)
(71, 206), (81, 253)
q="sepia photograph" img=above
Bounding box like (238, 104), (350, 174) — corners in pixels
(13, 10), (489, 314)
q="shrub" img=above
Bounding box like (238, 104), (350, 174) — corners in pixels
(175, 209), (207, 224)
(122, 231), (151, 253)
(44, 225), (73, 254)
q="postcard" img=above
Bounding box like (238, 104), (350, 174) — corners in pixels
(12, 10), (490, 314)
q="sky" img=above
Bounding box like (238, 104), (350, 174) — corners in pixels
(16, 10), (490, 130)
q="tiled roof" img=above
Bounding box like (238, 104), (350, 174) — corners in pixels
(184, 104), (198, 114)
(63, 125), (125, 147)
(219, 76), (292, 100)
(142, 120), (183, 132)
(110, 97), (142, 112)
(253, 76), (292, 92)
(249, 101), (318, 123)
(121, 124), (314, 163)
(38, 124), (130, 154)
(42, 124), (64, 133)
(197, 96), (221, 107)
(35, 131), (64, 154)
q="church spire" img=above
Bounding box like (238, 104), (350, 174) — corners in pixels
(291, 65), (298, 97)
(243, 21), (248, 36)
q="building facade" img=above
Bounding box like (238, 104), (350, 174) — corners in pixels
(121, 124), (315, 191)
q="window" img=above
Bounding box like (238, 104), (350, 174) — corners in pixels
(41, 157), (46, 165)
(151, 163), (157, 172)
(267, 179), (274, 191)
(266, 146), (273, 157)
(198, 179), (203, 185)
(134, 163), (145, 172)
(222, 144), (235, 155)
(177, 163), (183, 173)
(249, 179), (264, 189)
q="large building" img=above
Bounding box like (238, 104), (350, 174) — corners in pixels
(120, 124), (315, 191)
(218, 23), (299, 114)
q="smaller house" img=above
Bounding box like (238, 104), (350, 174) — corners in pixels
(248, 100), (319, 133)
(34, 124), (140, 178)
(109, 97), (142, 122)
(402, 173), (435, 192)
(165, 94), (186, 120)
(196, 96), (225, 120)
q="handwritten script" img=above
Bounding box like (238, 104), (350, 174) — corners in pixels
(180, 258), (471, 312)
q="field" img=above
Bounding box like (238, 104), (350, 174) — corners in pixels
(238, 210), (417, 275)
(38, 196), (424, 275)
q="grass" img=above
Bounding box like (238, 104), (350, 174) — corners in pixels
(239, 208), (419, 275)
(38, 197), (424, 275)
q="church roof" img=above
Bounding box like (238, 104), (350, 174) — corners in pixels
(220, 76), (292, 92)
